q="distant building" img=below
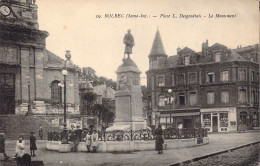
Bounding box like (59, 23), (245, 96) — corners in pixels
(93, 84), (116, 104)
(0, 0), (80, 115)
(146, 30), (259, 132)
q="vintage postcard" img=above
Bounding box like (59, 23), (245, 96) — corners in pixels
(0, 0), (259, 165)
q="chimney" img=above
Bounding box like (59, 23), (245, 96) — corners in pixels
(202, 39), (209, 56)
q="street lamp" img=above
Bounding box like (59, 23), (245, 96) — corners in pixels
(28, 81), (32, 114)
(61, 56), (68, 144)
(167, 89), (175, 127)
(58, 82), (64, 105)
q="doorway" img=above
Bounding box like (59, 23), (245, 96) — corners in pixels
(0, 73), (15, 114)
(212, 116), (218, 132)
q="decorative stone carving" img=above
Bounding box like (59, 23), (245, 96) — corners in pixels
(118, 75), (129, 90)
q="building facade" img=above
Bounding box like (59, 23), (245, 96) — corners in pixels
(0, 0), (80, 115)
(146, 30), (259, 132)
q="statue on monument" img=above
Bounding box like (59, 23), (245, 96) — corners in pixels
(123, 29), (135, 59)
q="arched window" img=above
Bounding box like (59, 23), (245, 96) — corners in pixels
(51, 80), (61, 103)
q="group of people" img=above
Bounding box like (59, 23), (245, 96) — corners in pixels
(0, 131), (38, 165)
(85, 130), (99, 153)
(71, 125), (100, 153)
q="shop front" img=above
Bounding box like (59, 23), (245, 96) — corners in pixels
(201, 107), (237, 132)
(159, 110), (200, 129)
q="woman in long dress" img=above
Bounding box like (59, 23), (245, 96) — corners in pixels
(85, 131), (92, 152)
(91, 130), (99, 153)
(30, 132), (37, 156)
(155, 124), (164, 154)
(14, 136), (25, 166)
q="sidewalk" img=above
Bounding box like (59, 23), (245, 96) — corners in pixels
(1, 132), (259, 166)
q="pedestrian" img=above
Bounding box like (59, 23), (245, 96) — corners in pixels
(39, 125), (43, 140)
(30, 132), (37, 157)
(91, 130), (99, 153)
(13, 135), (25, 166)
(155, 124), (164, 154)
(0, 133), (9, 161)
(85, 130), (92, 152)
(72, 125), (82, 152)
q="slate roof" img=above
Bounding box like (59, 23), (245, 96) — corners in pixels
(149, 29), (167, 57)
(166, 55), (178, 67)
(44, 49), (64, 67)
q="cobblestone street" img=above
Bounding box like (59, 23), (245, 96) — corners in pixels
(0, 131), (259, 166)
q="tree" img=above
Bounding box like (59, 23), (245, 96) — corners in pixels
(141, 85), (148, 100)
(81, 67), (98, 82)
(80, 91), (97, 115)
(92, 98), (115, 129)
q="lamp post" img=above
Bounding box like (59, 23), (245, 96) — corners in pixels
(167, 89), (175, 128)
(60, 50), (69, 144)
(28, 81), (32, 114)
(58, 82), (64, 104)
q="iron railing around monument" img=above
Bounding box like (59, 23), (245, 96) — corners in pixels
(48, 128), (207, 142)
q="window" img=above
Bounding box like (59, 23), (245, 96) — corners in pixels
(51, 80), (61, 103)
(189, 73), (196, 84)
(251, 71), (255, 82)
(238, 88), (246, 103)
(157, 76), (165, 87)
(252, 89), (256, 103)
(253, 112), (259, 127)
(221, 71), (229, 82)
(256, 72), (259, 83)
(184, 55), (190, 65)
(207, 72), (215, 83)
(215, 52), (221, 62)
(179, 93), (185, 106)
(159, 117), (166, 123)
(189, 92), (197, 106)
(238, 69), (246, 81)
(207, 92), (215, 104)
(178, 74), (185, 84)
(203, 114), (211, 127)
(158, 95), (165, 107)
(221, 91), (229, 103)
(219, 113), (228, 127)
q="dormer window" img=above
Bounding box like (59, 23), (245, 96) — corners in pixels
(184, 55), (190, 65)
(215, 52), (221, 62)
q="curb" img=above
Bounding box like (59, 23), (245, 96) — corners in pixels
(169, 141), (260, 166)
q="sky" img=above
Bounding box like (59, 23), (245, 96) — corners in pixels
(37, 0), (259, 85)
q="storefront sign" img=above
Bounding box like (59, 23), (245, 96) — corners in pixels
(201, 107), (236, 113)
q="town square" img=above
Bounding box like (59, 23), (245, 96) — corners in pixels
(0, 0), (259, 165)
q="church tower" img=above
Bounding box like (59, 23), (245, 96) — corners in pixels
(149, 29), (168, 69)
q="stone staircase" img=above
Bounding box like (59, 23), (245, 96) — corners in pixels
(0, 115), (62, 140)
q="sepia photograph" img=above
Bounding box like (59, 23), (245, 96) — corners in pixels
(0, 0), (259, 165)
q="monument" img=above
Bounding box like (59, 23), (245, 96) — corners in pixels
(106, 30), (147, 131)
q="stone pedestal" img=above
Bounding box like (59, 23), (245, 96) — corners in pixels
(106, 57), (147, 131)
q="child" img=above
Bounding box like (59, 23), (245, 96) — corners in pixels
(13, 135), (25, 165)
(85, 130), (92, 152)
(91, 130), (99, 153)
(30, 132), (37, 156)
(0, 133), (9, 161)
